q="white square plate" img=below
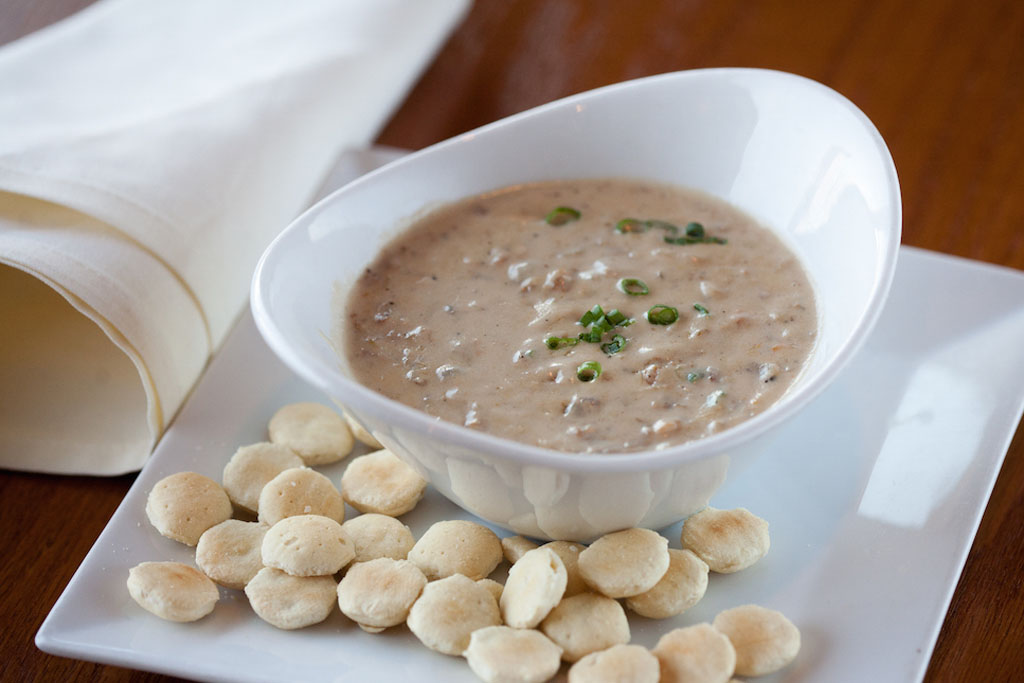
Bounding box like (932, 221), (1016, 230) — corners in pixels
(36, 150), (1024, 682)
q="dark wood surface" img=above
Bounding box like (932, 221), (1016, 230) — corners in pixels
(2, 1), (1022, 681)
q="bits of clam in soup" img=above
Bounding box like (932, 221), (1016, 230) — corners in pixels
(343, 179), (817, 453)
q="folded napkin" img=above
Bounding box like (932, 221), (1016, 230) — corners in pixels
(0, 0), (469, 475)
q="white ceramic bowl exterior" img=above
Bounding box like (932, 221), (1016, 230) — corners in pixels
(252, 69), (900, 541)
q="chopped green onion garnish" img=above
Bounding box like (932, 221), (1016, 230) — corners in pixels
(577, 361), (602, 382)
(601, 334), (627, 355)
(614, 216), (727, 244)
(645, 219), (679, 234)
(614, 218), (647, 233)
(693, 303), (709, 316)
(664, 234), (728, 245)
(545, 206), (581, 226)
(646, 304), (679, 325)
(545, 336), (579, 349)
(579, 304), (604, 326)
(617, 278), (649, 296)
(605, 309), (627, 326)
(568, 304), (634, 350)
(687, 371), (703, 382)
(662, 223), (728, 245)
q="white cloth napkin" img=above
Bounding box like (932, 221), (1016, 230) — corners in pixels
(0, 0), (469, 475)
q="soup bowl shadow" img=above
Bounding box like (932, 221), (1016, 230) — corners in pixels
(251, 68), (901, 542)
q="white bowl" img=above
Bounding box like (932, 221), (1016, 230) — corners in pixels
(252, 68), (901, 542)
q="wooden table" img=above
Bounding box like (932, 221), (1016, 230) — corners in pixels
(2, 1), (1022, 680)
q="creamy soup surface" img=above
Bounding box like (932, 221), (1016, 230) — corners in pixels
(342, 179), (817, 454)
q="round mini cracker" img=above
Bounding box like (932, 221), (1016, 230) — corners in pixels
(680, 506), (770, 573)
(145, 471), (232, 546)
(653, 623), (737, 683)
(502, 535), (539, 564)
(340, 449), (426, 517)
(340, 513), (415, 562)
(261, 514), (354, 577)
(500, 547), (567, 628)
(127, 561), (219, 622)
(195, 519), (267, 589)
(268, 401), (354, 466)
(568, 644), (661, 683)
(625, 548), (709, 619)
(244, 567), (337, 630)
(337, 557), (426, 631)
(478, 578), (504, 603)
(712, 604), (801, 677)
(407, 573), (501, 655)
(540, 592), (630, 663)
(342, 409), (383, 449)
(268, 403), (356, 466)
(540, 540), (588, 597)
(221, 441), (303, 513)
(257, 466), (344, 527)
(408, 519), (503, 581)
(578, 528), (670, 598)
(464, 626), (563, 683)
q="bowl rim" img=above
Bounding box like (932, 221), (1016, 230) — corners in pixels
(251, 67), (902, 474)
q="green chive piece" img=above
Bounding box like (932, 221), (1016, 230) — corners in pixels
(577, 361), (602, 382)
(617, 278), (649, 296)
(645, 219), (679, 234)
(545, 206), (581, 226)
(661, 222), (728, 245)
(646, 304), (679, 325)
(693, 303), (710, 316)
(601, 334), (627, 355)
(579, 304), (604, 327)
(575, 303), (634, 347)
(687, 371), (703, 382)
(664, 235), (729, 245)
(605, 309), (627, 326)
(614, 218), (647, 233)
(545, 336), (580, 350)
